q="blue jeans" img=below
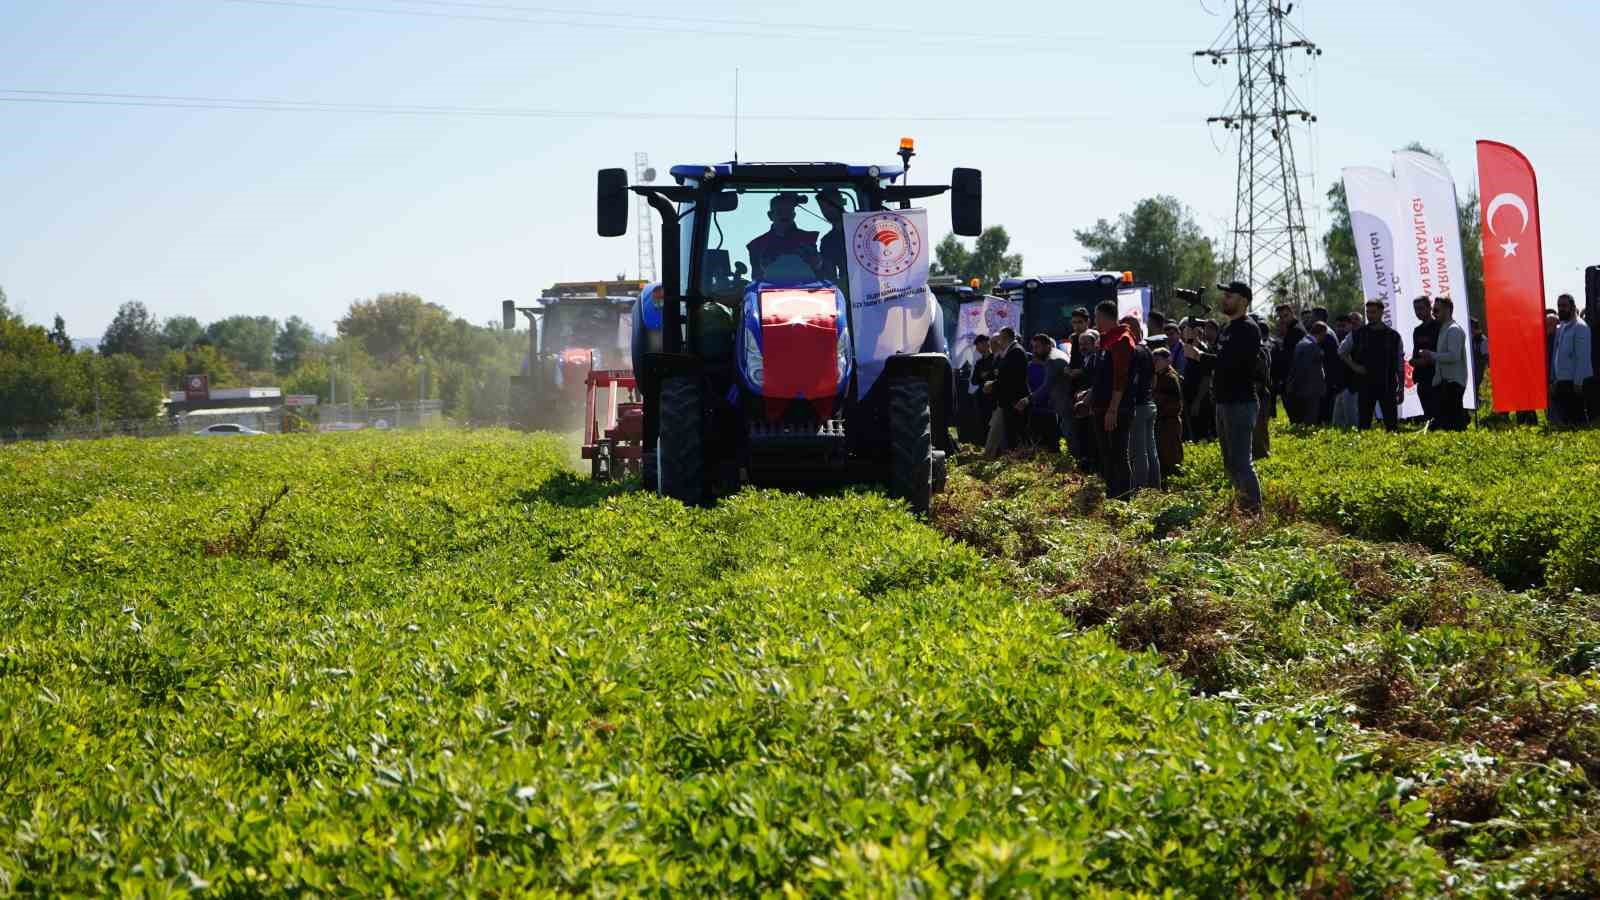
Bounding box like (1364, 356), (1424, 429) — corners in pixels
(1215, 400), (1262, 513)
(1131, 402), (1160, 490)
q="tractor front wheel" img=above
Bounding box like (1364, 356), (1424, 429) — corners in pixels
(657, 376), (704, 505)
(889, 377), (933, 513)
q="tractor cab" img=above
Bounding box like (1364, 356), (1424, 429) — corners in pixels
(995, 272), (1132, 344)
(598, 146), (982, 511)
(502, 281), (642, 430)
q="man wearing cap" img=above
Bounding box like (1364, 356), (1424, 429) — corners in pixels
(747, 193), (820, 282)
(1185, 282), (1262, 514)
(1343, 299), (1404, 431)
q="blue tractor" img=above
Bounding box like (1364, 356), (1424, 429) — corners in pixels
(597, 143), (982, 511)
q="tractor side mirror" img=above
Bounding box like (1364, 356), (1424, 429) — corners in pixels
(502, 300), (516, 331)
(951, 167), (982, 236)
(597, 168), (630, 237)
(713, 191), (739, 212)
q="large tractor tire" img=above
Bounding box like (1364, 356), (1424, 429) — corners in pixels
(889, 377), (933, 514)
(657, 376), (704, 505)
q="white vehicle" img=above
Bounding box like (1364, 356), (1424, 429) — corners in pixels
(193, 423), (268, 436)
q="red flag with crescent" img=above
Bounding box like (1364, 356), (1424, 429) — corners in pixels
(1477, 141), (1548, 412)
(759, 289), (839, 421)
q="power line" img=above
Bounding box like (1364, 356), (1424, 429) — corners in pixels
(1, 88), (1192, 126)
(348, 0), (1054, 41)
(221, 0), (1191, 49)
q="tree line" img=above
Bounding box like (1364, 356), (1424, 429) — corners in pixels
(0, 289), (524, 431)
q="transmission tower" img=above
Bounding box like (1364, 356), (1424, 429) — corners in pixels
(1196, 1), (1321, 311)
(634, 152), (658, 283)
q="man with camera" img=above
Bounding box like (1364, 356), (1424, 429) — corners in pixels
(1184, 282), (1263, 515)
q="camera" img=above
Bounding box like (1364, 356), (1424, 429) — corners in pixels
(1173, 287), (1212, 316)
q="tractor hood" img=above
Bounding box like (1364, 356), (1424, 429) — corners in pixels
(736, 282), (852, 420)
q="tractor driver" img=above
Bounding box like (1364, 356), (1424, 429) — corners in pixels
(746, 192), (820, 282)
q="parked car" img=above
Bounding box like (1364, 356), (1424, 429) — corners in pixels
(193, 423), (268, 436)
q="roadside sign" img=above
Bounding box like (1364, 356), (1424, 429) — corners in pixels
(284, 395), (319, 407)
(184, 374), (210, 402)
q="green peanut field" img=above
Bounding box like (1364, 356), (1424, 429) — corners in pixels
(2, 427), (1597, 895)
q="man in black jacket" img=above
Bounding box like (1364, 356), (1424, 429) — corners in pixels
(1185, 283), (1263, 514)
(985, 327), (1029, 456)
(1343, 299), (1405, 431)
(968, 334), (998, 445)
(1311, 306), (1344, 424)
(1410, 295), (1440, 426)
(1273, 302), (1308, 423)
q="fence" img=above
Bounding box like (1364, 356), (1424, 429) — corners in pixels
(1, 400), (446, 444)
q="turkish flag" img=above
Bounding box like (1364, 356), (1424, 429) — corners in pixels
(1477, 141), (1548, 412)
(759, 289), (839, 421)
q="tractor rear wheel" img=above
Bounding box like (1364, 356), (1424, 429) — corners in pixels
(657, 376), (704, 505)
(932, 449), (948, 496)
(889, 377), (933, 513)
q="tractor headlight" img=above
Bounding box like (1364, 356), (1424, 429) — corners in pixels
(836, 324), (850, 386)
(743, 323), (763, 391)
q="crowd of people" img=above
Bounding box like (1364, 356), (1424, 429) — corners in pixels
(961, 283), (1596, 515)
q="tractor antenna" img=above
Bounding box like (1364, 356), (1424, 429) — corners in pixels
(733, 68), (740, 164)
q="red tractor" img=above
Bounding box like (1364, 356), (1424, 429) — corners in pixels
(502, 281), (643, 432)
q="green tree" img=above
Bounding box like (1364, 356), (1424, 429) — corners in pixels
(1, 315), (87, 429)
(47, 315), (73, 354)
(274, 316), (317, 375)
(86, 353), (162, 421)
(204, 315), (279, 372)
(338, 293), (456, 363)
(1073, 196), (1223, 316)
(930, 226), (1023, 291)
(1312, 181), (1364, 319)
(0, 285), (12, 324)
(159, 345), (240, 391)
(100, 301), (159, 360)
(157, 315), (204, 353)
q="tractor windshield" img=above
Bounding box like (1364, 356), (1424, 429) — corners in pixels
(698, 184), (861, 303)
(541, 302), (628, 355)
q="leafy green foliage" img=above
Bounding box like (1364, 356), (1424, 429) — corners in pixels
(930, 227), (1024, 291)
(99, 300), (160, 360)
(0, 431), (1444, 894)
(1073, 196), (1222, 316)
(1182, 427), (1600, 593)
(938, 447), (1600, 894)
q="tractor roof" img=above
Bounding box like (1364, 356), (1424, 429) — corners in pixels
(669, 162), (906, 182)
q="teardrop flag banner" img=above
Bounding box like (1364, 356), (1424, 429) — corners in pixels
(1392, 150), (1477, 409)
(1475, 140), (1548, 412)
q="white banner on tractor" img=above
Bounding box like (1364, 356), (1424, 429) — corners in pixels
(844, 207), (932, 399)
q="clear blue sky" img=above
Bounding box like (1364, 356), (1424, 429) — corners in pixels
(3, 1), (1595, 339)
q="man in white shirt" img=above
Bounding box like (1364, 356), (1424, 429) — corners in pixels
(1416, 297), (1468, 431)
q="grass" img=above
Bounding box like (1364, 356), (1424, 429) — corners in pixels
(934, 447), (1600, 895)
(0, 430), (1449, 895)
(1176, 425), (1600, 592)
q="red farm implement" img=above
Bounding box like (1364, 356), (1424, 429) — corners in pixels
(583, 369), (644, 481)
